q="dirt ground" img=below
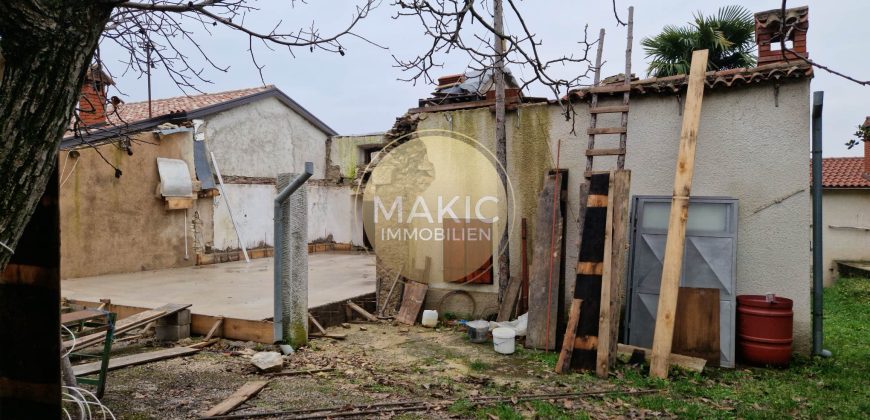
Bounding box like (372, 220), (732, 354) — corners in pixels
(96, 322), (661, 419)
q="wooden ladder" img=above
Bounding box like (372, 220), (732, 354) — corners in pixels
(556, 6), (634, 375)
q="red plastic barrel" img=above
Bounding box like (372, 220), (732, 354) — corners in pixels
(737, 295), (793, 367)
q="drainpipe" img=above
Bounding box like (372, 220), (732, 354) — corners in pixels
(273, 162), (314, 343)
(811, 91), (831, 358)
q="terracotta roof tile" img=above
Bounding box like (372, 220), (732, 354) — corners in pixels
(822, 157), (870, 188)
(105, 85), (273, 126)
(567, 61), (813, 100)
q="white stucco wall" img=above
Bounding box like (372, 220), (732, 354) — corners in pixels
(308, 184), (364, 245)
(822, 189), (870, 285)
(411, 79), (813, 352)
(213, 183), (275, 250)
(213, 183), (364, 249)
(203, 96), (329, 180)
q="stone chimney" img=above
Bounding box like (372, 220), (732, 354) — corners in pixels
(78, 65), (114, 126)
(754, 6), (809, 65)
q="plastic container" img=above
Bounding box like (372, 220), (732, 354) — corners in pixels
(492, 327), (516, 354)
(737, 294), (793, 366)
(466, 320), (490, 343)
(421, 310), (438, 327)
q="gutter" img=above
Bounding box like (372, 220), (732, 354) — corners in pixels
(811, 91), (832, 358)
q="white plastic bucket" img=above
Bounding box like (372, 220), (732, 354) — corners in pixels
(492, 327), (516, 354)
(421, 310), (438, 327)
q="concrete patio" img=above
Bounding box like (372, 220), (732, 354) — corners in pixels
(61, 252), (376, 320)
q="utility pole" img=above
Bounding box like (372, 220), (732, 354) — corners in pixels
(493, 0), (510, 302)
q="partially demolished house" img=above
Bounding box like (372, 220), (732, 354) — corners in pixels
(60, 79), (349, 279)
(343, 6), (815, 363)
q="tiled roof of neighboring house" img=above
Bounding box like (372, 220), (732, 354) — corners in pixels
(64, 85), (336, 149)
(105, 86), (271, 125)
(822, 157), (870, 188)
(567, 61), (813, 101)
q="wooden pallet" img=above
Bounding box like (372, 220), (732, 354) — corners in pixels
(556, 7), (634, 377)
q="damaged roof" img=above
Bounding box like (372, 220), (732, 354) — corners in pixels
(63, 85), (336, 149)
(822, 157), (870, 189)
(567, 61), (813, 101)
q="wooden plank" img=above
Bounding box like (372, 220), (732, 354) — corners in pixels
(649, 49), (709, 379)
(569, 173), (610, 371)
(346, 300), (379, 322)
(204, 317), (224, 341)
(588, 84), (631, 94)
(61, 309), (105, 326)
(586, 194), (608, 207)
(395, 281), (428, 325)
(496, 276), (522, 322)
(308, 312), (327, 335)
(66, 300), (275, 343)
(72, 347), (199, 376)
(64, 303), (190, 350)
(203, 380), (270, 417)
(555, 299), (582, 373)
(604, 170), (631, 371)
(575, 262), (603, 275)
(618, 344), (706, 372)
(526, 172), (564, 350)
(587, 127), (627, 135)
(595, 173), (616, 378)
(585, 148), (625, 156)
(589, 105), (629, 114)
(673, 287), (720, 365)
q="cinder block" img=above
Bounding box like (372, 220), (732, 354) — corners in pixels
(155, 324), (190, 342)
(156, 309), (191, 326)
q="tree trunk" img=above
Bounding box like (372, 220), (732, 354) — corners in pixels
(0, 2), (111, 416)
(493, 0), (510, 302)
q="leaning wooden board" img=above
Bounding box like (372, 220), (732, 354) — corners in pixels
(526, 171), (565, 350)
(395, 281), (428, 325)
(72, 346), (199, 376)
(569, 173), (611, 371)
(673, 287), (720, 365)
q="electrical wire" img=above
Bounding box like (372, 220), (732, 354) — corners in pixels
(61, 324), (76, 359)
(59, 158), (80, 189)
(63, 386), (116, 420)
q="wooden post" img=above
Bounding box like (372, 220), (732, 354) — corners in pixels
(649, 49), (709, 379)
(493, 0), (511, 302)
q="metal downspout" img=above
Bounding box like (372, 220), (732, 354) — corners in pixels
(811, 91), (831, 358)
(273, 162), (314, 343)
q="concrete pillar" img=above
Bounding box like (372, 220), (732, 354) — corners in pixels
(277, 173), (308, 347)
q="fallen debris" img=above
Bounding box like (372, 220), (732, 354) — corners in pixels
(63, 303), (191, 350)
(250, 351), (284, 372)
(265, 367), (334, 378)
(617, 343), (706, 372)
(346, 300), (378, 322)
(202, 380), (270, 417)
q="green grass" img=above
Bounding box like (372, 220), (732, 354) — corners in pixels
(468, 359), (490, 372)
(614, 277), (870, 418)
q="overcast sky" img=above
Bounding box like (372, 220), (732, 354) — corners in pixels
(101, 1), (868, 157)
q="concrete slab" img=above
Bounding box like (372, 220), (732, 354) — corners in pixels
(61, 252), (376, 320)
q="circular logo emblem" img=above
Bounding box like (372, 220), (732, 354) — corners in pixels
(357, 130), (514, 284)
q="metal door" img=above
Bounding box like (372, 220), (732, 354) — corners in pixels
(625, 196), (737, 367)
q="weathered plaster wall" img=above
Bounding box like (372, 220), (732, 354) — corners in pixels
(406, 79), (812, 352)
(59, 131), (209, 278)
(204, 96), (329, 179)
(308, 184), (363, 245)
(212, 183), (275, 250)
(213, 183), (363, 249)
(822, 189), (870, 285)
(330, 134), (386, 179)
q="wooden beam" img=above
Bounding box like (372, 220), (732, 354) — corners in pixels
(496, 276), (522, 322)
(595, 173), (616, 378)
(203, 380), (269, 417)
(618, 344), (706, 373)
(589, 105), (629, 114)
(72, 347), (199, 376)
(587, 127), (627, 135)
(204, 317), (224, 341)
(346, 300), (379, 322)
(555, 299), (582, 373)
(585, 148), (626, 156)
(64, 303), (190, 350)
(65, 300), (274, 343)
(649, 49), (709, 379)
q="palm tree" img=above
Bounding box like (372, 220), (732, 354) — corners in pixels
(642, 5), (756, 77)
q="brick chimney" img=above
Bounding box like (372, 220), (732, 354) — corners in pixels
(754, 6), (809, 65)
(78, 65), (114, 126)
